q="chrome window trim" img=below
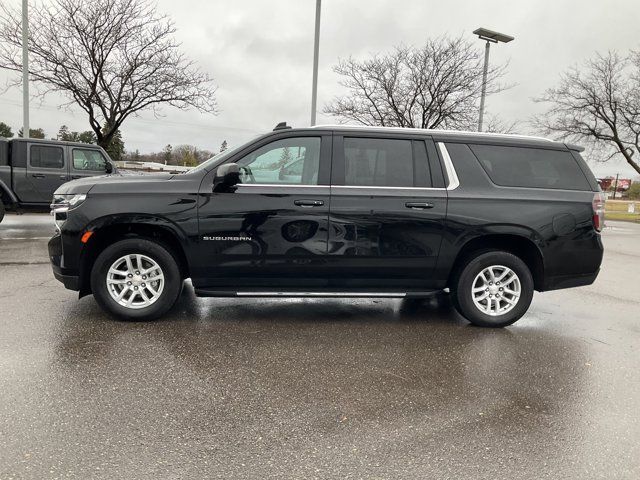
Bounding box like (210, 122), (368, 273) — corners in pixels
(331, 185), (446, 191)
(233, 142), (462, 193)
(437, 142), (460, 191)
(236, 183), (446, 192)
(236, 183), (328, 188)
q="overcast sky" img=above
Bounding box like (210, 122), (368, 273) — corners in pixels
(1, 0), (639, 177)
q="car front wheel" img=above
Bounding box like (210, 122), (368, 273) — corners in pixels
(91, 238), (182, 321)
(452, 250), (534, 328)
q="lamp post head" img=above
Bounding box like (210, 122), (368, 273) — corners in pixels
(473, 28), (514, 44)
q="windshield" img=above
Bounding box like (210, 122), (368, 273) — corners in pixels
(187, 135), (261, 174)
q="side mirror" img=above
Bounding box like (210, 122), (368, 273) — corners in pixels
(105, 161), (114, 174)
(213, 163), (240, 192)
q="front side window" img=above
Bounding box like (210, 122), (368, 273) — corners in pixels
(343, 137), (426, 187)
(236, 137), (321, 185)
(468, 144), (591, 190)
(72, 149), (107, 171)
(30, 145), (64, 169)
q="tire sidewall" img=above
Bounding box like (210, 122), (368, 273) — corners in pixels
(91, 238), (181, 321)
(455, 251), (534, 328)
(0, 200), (5, 223)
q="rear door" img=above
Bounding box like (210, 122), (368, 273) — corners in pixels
(327, 133), (448, 289)
(24, 143), (68, 203)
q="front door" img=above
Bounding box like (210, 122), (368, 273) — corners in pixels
(69, 147), (109, 180)
(327, 134), (448, 290)
(194, 133), (332, 289)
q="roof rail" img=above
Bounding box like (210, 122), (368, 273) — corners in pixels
(310, 124), (553, 143)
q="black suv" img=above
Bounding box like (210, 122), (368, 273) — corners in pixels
(48, 124), (604, 327)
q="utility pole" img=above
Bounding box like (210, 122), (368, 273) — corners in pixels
(612, 173), (619, 200)
(21, 0), (30, 139)
(310, 0), (321, 126)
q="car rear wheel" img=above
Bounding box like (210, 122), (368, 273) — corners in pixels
(0, 199), (5, 223)
(452, 250), (534, 328)
(91, 238), (182, 321)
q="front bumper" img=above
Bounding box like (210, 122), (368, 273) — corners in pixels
(48, 234), (80, 291)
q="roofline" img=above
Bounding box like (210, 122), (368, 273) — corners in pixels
(7, 137), (104, 148)
(310, 124), (553, 143)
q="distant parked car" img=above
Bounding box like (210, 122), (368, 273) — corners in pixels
(48, 123), (604, 327)
(0, 138), (115, 223)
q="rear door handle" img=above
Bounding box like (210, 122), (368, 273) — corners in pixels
(31, 173), (45, 178)
(71, 175), (82, 179)
(405, 202), (434, 210)
(294, 199), (324, 207)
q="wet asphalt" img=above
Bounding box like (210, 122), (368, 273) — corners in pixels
(0, 214), (638, 479)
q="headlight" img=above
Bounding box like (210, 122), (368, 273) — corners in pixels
(50, 194), (87, 230)
(51, 193), (87, 211)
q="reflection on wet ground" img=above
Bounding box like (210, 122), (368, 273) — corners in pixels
(0, 215), (638, 478)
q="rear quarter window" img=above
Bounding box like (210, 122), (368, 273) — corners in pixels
(469, 144), (592, 191)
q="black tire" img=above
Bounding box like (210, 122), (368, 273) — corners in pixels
(0, 199), (5, 224)
(90, 238), (182, 321)
(452, 250), (534, 328)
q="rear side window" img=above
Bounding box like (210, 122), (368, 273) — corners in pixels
(343, 137), (430, 187)
(469, 144), (591, 191)
(30, 145), (64, 169)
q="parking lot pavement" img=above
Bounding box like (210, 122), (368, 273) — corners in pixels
(0, 213), (638, 479)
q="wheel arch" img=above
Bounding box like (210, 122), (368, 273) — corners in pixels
(447, 233), (545, 291)
(79, 218), (190, 297)
(0, 179), (18, 206)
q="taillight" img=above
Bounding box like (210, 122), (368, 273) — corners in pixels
(592, 192), (605, 232)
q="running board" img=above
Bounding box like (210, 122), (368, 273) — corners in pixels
(194, 288), (439, 298)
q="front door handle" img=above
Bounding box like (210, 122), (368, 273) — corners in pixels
(294, 199), (324, 207)
(405, 202), (434, 210)
(31, 173), (45, 178)
(71, 175), (82, 179)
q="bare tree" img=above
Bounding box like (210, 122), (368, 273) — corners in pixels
(0, 0), (217, 150)
(535, 51), (640, 175)
(483, 114), (521, 135)
(324, 36), (509, 130)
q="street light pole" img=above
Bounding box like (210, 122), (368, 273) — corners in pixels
(21, 0), (29, 139)
(310, 0), (321, 126)
(478, 40), (490, 133)
(473, 28), (514, 132)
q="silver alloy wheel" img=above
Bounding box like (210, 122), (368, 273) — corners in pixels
(106, 254), (165, 309)
(471, 265), (521, 317)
